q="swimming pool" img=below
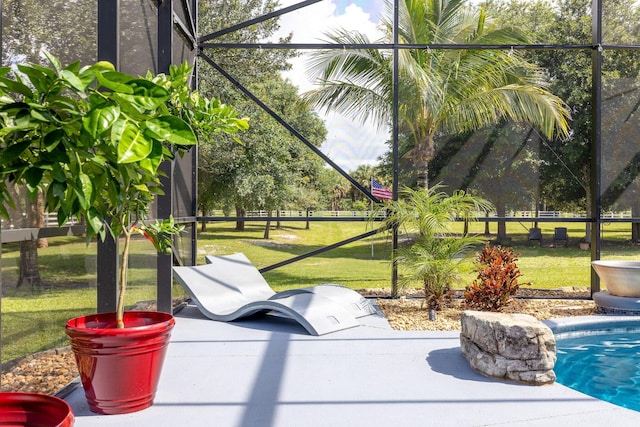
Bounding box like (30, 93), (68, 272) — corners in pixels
(554, 319), (640, 412)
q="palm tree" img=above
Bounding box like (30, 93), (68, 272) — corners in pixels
(373, 184), (494, 299)
(349, 164), (375, 205)
(397, 236), (476, 311)
(304, 0), (570, 188)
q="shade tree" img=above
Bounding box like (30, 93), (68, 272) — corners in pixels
(487, 0), (640, 241)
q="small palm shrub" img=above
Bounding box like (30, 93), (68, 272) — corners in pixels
(464, 244), (522, 311)
(371, 184), (495, 299)
(397, 236), (476, 311)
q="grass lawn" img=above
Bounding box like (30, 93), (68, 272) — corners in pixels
(197, 221), (393, 291)
(1, 236), (165, 363)
(1, 218), (639, 363)
(197, 220), (616, 291)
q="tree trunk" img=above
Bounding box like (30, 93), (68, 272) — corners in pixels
(17, 192), (44, 289)
(17, 239), (42, 289)
(35, 192), (48, 248)
(198, 206), (208, 232)
(484, 221), (490, 236)
(632, 197), (640, 243)
(413, 134), (434, 189)
(496, 202), (508, 243)
(416, 169), (428, 190)
(306, 209), (310, 230)
(276, 210), (281, 230)
(235, 207), (245, 231)
(264, 210), (271, 239)
(7, 184), (23, 227)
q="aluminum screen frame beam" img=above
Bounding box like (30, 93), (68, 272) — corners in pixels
(96, 0), (120, 314)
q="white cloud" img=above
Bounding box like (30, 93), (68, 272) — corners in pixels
(273, 1), (388, 172)
(322, 111), (389, 169)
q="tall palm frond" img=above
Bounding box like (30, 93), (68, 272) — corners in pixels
(304, 0), (571, 188)
(376, 184), (494, 237)
(303, 29), (392, 130)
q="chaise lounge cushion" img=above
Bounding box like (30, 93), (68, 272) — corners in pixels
(173, 253), (375, 335)
(204, 254), (377, 319)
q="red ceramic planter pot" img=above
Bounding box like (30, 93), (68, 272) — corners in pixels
(65, 311), (174, 415)
(0, 392), (74, 426)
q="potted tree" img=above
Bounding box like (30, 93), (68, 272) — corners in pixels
(0, 52), (247, 415)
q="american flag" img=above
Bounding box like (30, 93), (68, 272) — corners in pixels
(371, 179), (393, 200)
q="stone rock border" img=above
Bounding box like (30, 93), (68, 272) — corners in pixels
(460, 310), (556, 385)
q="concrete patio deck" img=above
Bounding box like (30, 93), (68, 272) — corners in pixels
(65, 305), (640, 426)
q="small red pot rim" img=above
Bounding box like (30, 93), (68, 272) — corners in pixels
(0, 391), (74, 427)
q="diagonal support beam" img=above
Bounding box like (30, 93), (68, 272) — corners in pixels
(198, 51), (380, 203)
(259, 230), (380, 273)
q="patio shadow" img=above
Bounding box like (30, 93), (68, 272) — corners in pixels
(426, 347), (495, 383)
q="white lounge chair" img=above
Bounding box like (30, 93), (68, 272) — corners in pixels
(172, 253), (376, 335)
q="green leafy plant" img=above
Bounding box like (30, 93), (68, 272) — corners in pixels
(397, 236), (478, 311)
(464, 243), (523, 311)
(146, 61), (248, 142)
(373, 184), (494, 306)
(0, 52), (247, 328)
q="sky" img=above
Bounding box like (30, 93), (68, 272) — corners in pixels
(273, 0), (387, 172)
(334, 0), (385, 16)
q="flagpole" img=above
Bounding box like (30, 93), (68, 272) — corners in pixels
(370, 177), (375, 258)
(371, 197), (375, 258)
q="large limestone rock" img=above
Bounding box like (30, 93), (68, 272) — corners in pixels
(460, 310), (556, 385)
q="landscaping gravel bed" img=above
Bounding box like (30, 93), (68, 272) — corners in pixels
(1, 347), (78, 395)
(377, 294), (596, 331)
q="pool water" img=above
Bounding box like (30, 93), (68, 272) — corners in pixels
(555, 330), (640, 412)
